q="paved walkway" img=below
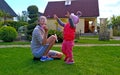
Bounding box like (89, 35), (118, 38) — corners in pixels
(112, 36), (120, 40)
(0, 44), (120, 48)
(0, 36), (120, 48)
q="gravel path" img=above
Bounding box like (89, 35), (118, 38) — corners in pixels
(0, 44), (120, 48)
(0, 36), (120, 48)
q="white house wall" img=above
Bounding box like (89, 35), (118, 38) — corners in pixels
(47, 18), (85, 33)
(76, 18), (84, 33)
(47, 19), (57, 30)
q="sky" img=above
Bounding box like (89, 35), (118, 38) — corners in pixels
(5, 0), (120, 19)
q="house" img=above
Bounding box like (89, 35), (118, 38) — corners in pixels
(44, 0), (99, 33)
(0, 0), (17, 21)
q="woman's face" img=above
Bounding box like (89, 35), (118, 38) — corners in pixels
(39, 18), (46, 25)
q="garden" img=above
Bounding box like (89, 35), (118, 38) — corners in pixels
(0, 6), (120, 75)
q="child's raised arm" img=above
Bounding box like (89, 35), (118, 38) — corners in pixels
(69, 18), (75, 28)
(54, 14), (65, 27)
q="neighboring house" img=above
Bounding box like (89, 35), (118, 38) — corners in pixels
(0, 0), (17, 21)
(44, 0), (99, 33)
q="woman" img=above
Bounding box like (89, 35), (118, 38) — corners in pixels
(31, 16), (63, 62)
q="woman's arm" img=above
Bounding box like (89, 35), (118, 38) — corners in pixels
(34, 28), (47, 45)
(42, 25), (48, 45)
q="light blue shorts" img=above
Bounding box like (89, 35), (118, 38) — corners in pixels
(33, 44), (49, 58)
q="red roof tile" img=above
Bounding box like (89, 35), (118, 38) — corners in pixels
(44, 0), (99, 18)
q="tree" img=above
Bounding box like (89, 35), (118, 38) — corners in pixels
(0, 10), (11, 24)
(26, 5), (39, 41)
(27, 5), (38, 24)
(0, 10), (3, 17)
(110, 15), (120, 27)
(109, 15), (120, 36)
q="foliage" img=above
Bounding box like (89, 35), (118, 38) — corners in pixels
(26, 23), (36, 41)
(0, 10), (12, 25)
(0, 20), (28, 31)
(0, 10), (3, 17)
(26, 5), (39, 41)
(110, 15), (120, 27)
(17, 14), (26, 22)
(0, 26), (18, 42)
(113, 27), (120, 36)
(108, 15), (120, 36)
(0, 10), (11, 17)
(48, 30), (63, 43)
(27, 5), (38, 21)
(0, 21), (4, 28)
(28, 17), (38, 24)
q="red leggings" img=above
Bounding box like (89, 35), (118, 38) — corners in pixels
(62, 40), (74, 60)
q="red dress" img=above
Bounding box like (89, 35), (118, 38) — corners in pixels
(63, 23), (75, 41)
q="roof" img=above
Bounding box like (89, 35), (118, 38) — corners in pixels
(0, 0), (17, 17)
(44, 0), (99, 18)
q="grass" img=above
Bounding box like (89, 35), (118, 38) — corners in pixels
(0, 46), (120, 75)
(75, 39), (120, 44)
(0, 39), (120, 45)
(0, 41), (30, 45)
(74, 35), (120, 44)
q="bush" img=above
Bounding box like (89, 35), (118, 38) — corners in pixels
(26, 23), (36, 41)
(0, 26), (18, 42)
(1, 21), (28, 31)
(113, 27), (120, 36)
(0, 21), (4, 28)
(48, 30), (63, 43)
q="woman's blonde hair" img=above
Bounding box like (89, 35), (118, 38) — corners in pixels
(38, 16), (47, 24)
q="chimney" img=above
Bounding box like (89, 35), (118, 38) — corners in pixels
(65, 0), (71, 5)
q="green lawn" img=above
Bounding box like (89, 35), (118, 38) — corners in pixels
(75, 39), (120, 44)
(0, 41), (30, 45)
(0, 46), (120, 75)
(0, 38), (120, 45)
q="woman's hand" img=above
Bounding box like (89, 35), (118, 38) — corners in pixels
(42, 25), (48, 33)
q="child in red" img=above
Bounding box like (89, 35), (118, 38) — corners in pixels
(54, 11), (81, 64)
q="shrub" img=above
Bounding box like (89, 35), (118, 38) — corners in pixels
(26, 23), (36, 41)
(0, 21), (4, 28)
(0, 26), (18, 42)
(48, 30), (63, 43)
(113, 27), (120, 36)
(1, 21), (28, 31)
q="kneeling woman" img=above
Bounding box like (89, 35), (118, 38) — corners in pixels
(31, 16), (63, 61)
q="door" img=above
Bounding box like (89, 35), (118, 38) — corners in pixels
(84, 21), (89, 33)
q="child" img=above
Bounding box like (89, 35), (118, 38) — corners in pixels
(54, 11), (81, 64)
